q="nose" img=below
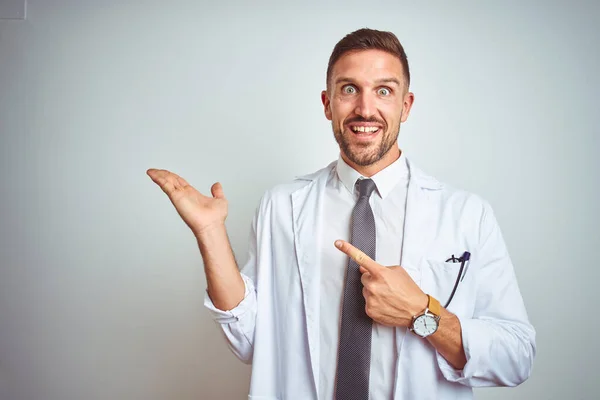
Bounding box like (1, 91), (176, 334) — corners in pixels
(354, 91), (376, 119)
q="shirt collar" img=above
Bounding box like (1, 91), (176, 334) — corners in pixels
(335, 152), (409, 199)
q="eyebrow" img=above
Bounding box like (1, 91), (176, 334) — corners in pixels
(334, 77), (402, 87)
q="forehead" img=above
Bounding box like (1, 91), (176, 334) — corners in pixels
(331, 49), (405, 86)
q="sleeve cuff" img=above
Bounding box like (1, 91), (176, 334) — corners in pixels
(436, 317), (491, 383)
(203, 273), (256, 324)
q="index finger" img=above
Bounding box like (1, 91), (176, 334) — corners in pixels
(334, 240), (381, 274)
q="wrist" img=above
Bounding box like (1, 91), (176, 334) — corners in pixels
(412, 292), (429, 316)
(194, 222), (227, 242)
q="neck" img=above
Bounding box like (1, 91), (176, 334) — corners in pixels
(341, 146), (401, 177)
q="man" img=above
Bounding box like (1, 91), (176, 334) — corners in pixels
(147, 28), (535, 399)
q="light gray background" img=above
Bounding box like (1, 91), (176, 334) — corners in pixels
(1, 1), (598, 399)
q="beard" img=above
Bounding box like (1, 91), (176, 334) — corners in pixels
(332, 119), (400, 167)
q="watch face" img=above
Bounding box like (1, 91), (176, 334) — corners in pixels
(412, 314), (438, 337)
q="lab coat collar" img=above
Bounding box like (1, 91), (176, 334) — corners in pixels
(406, 158), (444, 191)
(295, 156), (443, 191)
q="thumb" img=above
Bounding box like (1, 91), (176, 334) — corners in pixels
(211, 182), (226, 199)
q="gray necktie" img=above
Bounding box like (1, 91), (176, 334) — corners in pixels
(335, 178), (377, 400)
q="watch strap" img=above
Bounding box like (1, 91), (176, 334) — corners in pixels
(427, 295), (441, 317)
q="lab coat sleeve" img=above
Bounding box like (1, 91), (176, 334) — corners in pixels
(203, 209), (259, 364)
(436, 201), (536, 387)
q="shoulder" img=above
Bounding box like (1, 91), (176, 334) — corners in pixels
(263, 161), (335, 199)
(254, 161), (336, 211)
(409, 159), (500, 249)
(408, 158), (492, 216)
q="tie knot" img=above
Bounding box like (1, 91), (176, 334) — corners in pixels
(357, 178), (376, 198)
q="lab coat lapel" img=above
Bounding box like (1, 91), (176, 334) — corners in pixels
(393, 159), (445, 399)
(291, 164), (333, 396)
(401, 158), (444, 285)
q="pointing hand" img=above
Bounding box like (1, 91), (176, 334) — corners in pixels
(334, 240), (428, 327)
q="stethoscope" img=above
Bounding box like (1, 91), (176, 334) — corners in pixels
(443, 251), (471, 308)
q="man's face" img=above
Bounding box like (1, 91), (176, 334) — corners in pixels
(322, 49), (414, 168)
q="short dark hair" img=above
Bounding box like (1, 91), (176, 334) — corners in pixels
(326, 28), (410, 89)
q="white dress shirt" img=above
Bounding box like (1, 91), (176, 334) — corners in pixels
(319, 152), (410, 400)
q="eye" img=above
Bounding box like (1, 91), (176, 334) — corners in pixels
(343, 85), (357, 94)
(377, 87), (391, 96)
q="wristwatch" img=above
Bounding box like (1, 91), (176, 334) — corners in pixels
(410, 294), (441, 338)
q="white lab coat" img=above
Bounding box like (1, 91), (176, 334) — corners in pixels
(204, 158), (536, 400)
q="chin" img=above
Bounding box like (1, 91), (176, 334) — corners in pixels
(345, 150), (381, 167)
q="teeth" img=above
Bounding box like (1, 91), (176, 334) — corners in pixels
(352, 126), (379, 133)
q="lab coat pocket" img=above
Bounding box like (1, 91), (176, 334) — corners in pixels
(421, 259), (475, 318)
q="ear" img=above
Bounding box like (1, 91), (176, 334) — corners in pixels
(321, 90), (332, 121)
(400, 91), (415, 123)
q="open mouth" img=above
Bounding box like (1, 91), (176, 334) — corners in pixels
(351, 126), (380, 133)
(347, 125), (382, 140)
